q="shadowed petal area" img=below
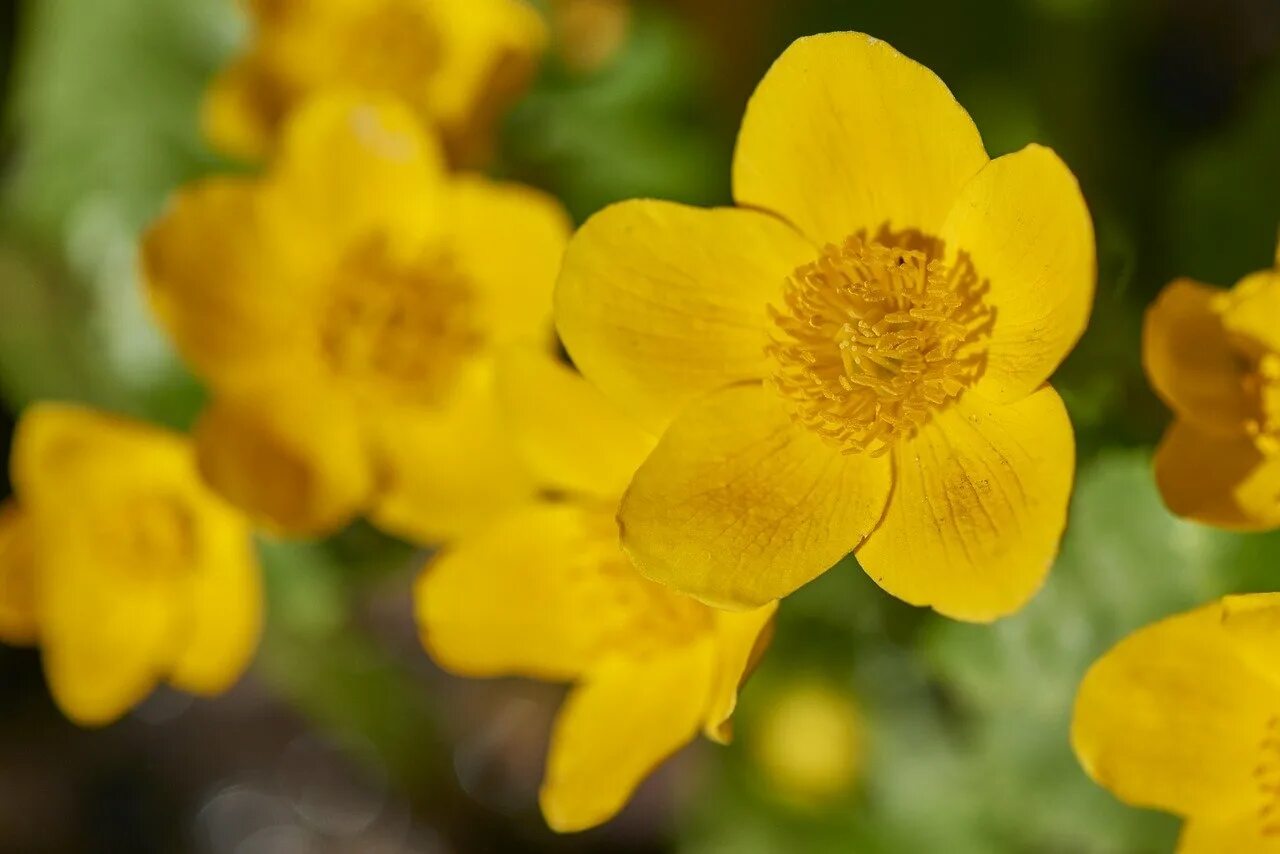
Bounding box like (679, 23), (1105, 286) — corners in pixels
(1154, 420), (1280, 531)
(733, 32), (987, 245)
(498, 350), (656, 499)
(415, 501), (612, 682)
(1144, 279), (1251, 434)
(857, 386), (1074, 622)
(540, 644), (716, 832)
(1071, 600), (1280, 820)
(619, 383), (892, 610)
(556, 200), (813, 431)
(704, 603), (777, 743)
(0, 502), (37, 645)
(943, 144), (1096, 404)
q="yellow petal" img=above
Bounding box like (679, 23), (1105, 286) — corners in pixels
(942, 145), (1096, 404)
(856, 386), (1074, 622)
(427, 0), (547, 164)
(732, 32), (987, 244)
(704, 603), (777, 744)
(619, 383), (892, 610)
(497, 349), (655, 499)
(200, 55), (277, 162)
(1154, 420), (1280, 531)
(1220, 269), (1280, 355)
(447, 176), (570, 349)
(270, 93), (446, 260)
(540, 644), (716, 832)
(1219, 593), (1280, 685)
(1143, 279), (1251, 434)
(556, 200), (814, 431)
(1178, 814), (1280, 853)
(167, 495), (263, 696)
(142, 176), (302, 388)
(416, 501), (615, 681)
(0, 502), (38, 645)
(194, 389), (377, 537)
(1071, 599), (1280, 819)
(369, 360), (538, 544)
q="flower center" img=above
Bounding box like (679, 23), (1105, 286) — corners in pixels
(320, 240), (481, 405)
(338, 4), (443, 96)
(767, 236), (992, 455)
(574, 505), (712, 658)
(96, 495), (197, 584)
(1240, 354), (1280, 454)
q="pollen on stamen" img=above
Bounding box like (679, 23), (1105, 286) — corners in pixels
(766, 236), (992, 456)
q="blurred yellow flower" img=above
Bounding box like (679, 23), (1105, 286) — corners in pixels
(752, 681), (864, 806)
(143, 93), (569, 541)
(549, 0), (632, 73)
(1071, 593), (1280, 852)
(0, 404), (262, 727)
(1145, 238), (1280, 530)
(556, 32), (1095, 622)
(415, 351), (776, 832)
(204, 0), (546, 164)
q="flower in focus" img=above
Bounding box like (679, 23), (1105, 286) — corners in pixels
(143, 93), (570, 542)
(752, 681), (864, 807)
(203, 0), (547, 164)
(1071, 593), (1280, 852)
(556, 32), (1095, 622)
(1144, 237), (1280, 530)
(0, 403), (262, 726)
(415, 351), (776, 832)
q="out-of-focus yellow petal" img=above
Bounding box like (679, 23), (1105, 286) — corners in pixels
(1220, 269), (1280, 355)
(1154, 420), (1280, 531)
(619, 383), (892, 610)
(447, 176), (569, 349)
(428, 0), (547, 164)
(1071, 600), (1280, 819)
(556, 200), (813, 431)
(857, 386), (1074, 622)
(540, 644), (716, 833)
(369, 361), (538, 544)
(1143, 279), (1251, 434)
(270, 93), (446, 259)
(733, 32), (987, 245)
(704, 603), (777, 744)
(142, 176), (303, 389)
(200, 56), (278, 162)
(194, 389), (376, 538)
(167, 496), (262, 696)
(497, 350), (655, 499)
(942, 145), (1096, 404)
(1178, 814), (1280, 852)
(417, 501), (615, 681)
(0, 502), (38, 645)
(1219, 593), (1280, 685)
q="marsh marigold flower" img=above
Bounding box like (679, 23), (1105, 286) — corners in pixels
(0, 404), (262, 726)
(752, 681), (864, 806)
(1072, 593), (1280, 852)
(204, 0), (546, 164)
(415, 352), (776, 832)
(143, 93), (569, 541)
(555, 32), (1095, 621)
(1145, 238), (1280, 530)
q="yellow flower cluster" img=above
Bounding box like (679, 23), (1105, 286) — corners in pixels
(6, 1), (1278, 843)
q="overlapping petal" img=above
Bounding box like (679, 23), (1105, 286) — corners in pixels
(556, 200), (813, 430)
(619, 384), (892, 610)
(704, 603), (777, 743)
(857, 386), (1074, 622)
(733, 32), (988, 244)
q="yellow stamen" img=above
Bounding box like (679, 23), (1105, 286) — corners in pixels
(767, 237), (992, 455)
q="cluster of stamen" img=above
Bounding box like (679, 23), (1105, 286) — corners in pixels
(320, 240), (480, 405)
(1242, 353), (1280, 455)
(96, 494), (197, 583)
(767, 237), (992, 455)
(572, 506), (711, 659)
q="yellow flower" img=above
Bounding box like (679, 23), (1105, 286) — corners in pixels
(752, 681), (864, 806)
(415, 351), (776, 832)
(203, 0), (547, 164)
(0, 403), (262, 726)
(1144, 238), (1280, 530)
(555, 32), (1095, 622)
(143, 93), (570, 541)
(1071, 593), (1280, 852)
